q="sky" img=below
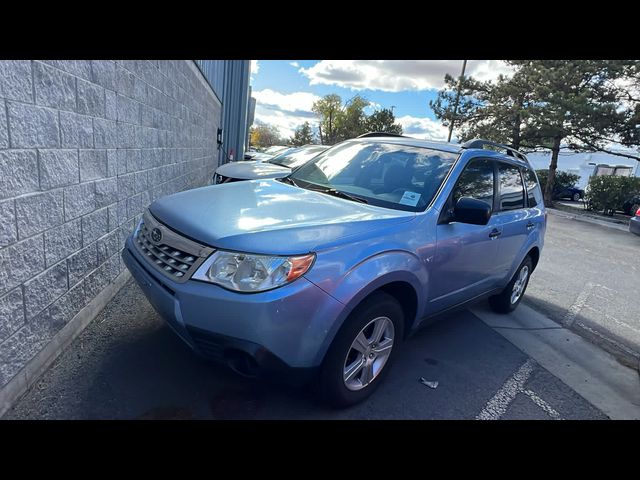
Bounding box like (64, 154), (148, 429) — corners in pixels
(249, 60), (514, 140)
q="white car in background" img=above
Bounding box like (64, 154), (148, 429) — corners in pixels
(263, 145), (292, 155)
(213, 145), (329, 184)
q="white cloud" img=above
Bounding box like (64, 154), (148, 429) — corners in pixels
(251, 89), (321, 139)
(253, 89), (320, 115)
(290, 61), (299, 68)
(396, 115), (449, 141)
(254, 104), (317, 139)
(300, 60), (513, 92)
(250, 60), (260, 76)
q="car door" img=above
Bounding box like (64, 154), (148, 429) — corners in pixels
(430, 158), (502, 313)
(491, 161), (530, 279)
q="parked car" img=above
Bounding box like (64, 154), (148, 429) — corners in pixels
(263, 145), (291, 155)
(213, 145), (329, 184)
(554, 185), (584, 201)
(243, 151), (274, 162)
(622, 195), (640, 216)
(630, 207), (640, 236)
(123, 136), (546, 407)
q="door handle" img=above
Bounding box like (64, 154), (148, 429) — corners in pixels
(489, 229), (502, 239)
(526, 222), (535, 230)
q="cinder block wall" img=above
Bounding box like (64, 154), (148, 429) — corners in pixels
(0, 60), (221, 390)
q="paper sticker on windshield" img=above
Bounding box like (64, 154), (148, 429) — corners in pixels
(399, 191), (421, 207)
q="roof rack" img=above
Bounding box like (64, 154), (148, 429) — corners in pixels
(461, 139), (528, 161)
(357, 132), (407, 138)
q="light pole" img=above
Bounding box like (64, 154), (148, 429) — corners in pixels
(447, 59), (468, 143)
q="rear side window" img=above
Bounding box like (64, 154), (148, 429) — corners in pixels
(524, 168), (543, 208)
(452, 158), (494, 207)
(497, 163), (525, 210)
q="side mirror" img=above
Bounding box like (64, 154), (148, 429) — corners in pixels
(453, 197), (492, 225)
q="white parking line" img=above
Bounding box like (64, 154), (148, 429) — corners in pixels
(562, 283), (594, 327)
(476, 359), (564, 420)
(476, 359), (536, 420)
(523, 389), (563, 420)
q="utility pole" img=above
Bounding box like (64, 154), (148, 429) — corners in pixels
(447, 59), (467, 143)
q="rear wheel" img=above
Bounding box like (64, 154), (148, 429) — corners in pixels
(573, 192), (581, 202)
(319, 292), (404, 408)
(489, 256), (533, 314)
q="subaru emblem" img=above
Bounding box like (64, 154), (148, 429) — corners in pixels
(151, 227), (162, 243)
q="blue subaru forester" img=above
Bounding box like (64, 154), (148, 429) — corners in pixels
(123, 134), (546, 407)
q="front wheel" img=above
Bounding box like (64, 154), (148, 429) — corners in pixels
(319, 292), (404, 408)
(573, 192), (581, 202)
(489, 256), (533, 314)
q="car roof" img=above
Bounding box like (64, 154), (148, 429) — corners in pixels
(347, 136), (463, 154)
(345, 136), (533, 168)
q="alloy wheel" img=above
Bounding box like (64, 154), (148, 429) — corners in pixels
(511, 265), (529, 304)
(343, 316), (395, 391)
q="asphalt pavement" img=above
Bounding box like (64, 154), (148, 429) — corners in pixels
(3, 277), (607, 420)
(526, 211), (640, 369)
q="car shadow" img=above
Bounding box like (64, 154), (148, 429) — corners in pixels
(78, 303), (536, 419)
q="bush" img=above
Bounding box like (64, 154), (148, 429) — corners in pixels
(535, 169), (581, 193)
(585, 176), (640, 214)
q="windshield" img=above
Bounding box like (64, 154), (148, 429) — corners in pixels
(268, 146), (328, 168)
(288, 141), (459, 212)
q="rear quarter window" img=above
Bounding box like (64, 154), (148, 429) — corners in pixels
(497, 163), (525, 210)
(524, 168), (543, 208)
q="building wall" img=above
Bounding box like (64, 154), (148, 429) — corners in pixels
(0, 60), (221, 391)
(194, 60), (251, 166)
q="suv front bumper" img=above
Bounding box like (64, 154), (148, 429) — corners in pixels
(122, 236), (345, 384)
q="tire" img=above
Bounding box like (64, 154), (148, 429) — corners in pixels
(489, 256), (533, 314)
(572, 192), (581, 202)
(318, 292), (404, 408)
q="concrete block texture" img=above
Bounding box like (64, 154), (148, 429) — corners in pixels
(0, 60), (221, 392)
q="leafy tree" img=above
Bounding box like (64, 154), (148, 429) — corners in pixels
(365, 108), (403, 135)
(431, 60), (640, 204)
(430, 73), (487, 141)
(312, 94), (401, 144)
(508, 60), (636, 203)
(585, 176), (640, 215)
(312, 94), (343, 145)
(335, 95), (370, 141)
(250, 123), (284, 148)
(535, 170), (581, 194)
(290, 122), (314, 146)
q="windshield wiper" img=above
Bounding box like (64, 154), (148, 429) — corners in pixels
(306, 185), (369, 204)
(280, 176), (299, 186)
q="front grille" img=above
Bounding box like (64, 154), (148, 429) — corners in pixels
(133, 211), (215, 283)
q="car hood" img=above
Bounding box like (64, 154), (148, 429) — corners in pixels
(149, 179), (415, 255)
(216, 161), (290, 180)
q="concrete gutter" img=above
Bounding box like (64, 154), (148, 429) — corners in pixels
(547, 208), (631, 232)
(0, 270), (131, 418)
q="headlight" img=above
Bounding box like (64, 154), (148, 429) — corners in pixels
(192, 250), (315, 292)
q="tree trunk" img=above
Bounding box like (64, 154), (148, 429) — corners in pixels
(511, 115), (521, 150)
(318, 124), (324, 145)
(511, 94), (524, 150)
(544, 135), (562, 205)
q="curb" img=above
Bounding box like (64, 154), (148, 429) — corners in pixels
(0, 270), (131, 418)
(547, 208), (630, 232)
